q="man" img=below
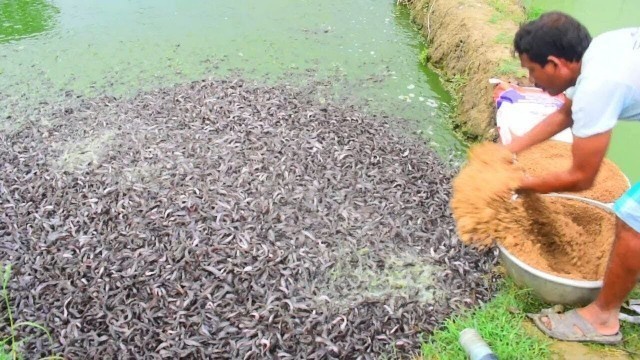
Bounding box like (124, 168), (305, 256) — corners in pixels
(505, 12), (640, 344)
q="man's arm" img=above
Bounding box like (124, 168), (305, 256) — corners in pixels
(519, 130), (612, 193)
(505, 99), (573, 154)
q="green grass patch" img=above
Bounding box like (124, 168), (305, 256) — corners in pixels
(488, 0), (544, 25)
(444, 74), (467, 94)
(494, 32), (513, 45)
(420, 280), (551, 360)
(525, 5), (544, 22)
(487, 0), (519, 24)
(620, 323), (640, 358)
(1, 264), (63, 360)
(488, 13), (502, 24)
(439, 73), (485, 143)
(419, 46), (430, 66)
(488, 0), (509, 17)
(591, 285), (640, 356)
(421, 280), (640, 360)
(497, 58), (527, 78)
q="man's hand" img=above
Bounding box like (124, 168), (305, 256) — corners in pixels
(505, 99), (573, 154)
(517, 130), (612, 193)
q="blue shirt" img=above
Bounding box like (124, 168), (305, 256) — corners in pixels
(566, 27), (640, 138)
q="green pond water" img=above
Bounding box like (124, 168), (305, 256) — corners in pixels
(2, 0), (636, 181)
(527, 0), (640, 183)
(0, 0), (462, 153)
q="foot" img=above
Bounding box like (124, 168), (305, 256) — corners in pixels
(528, 307), (623, 345)
(539, 305), (620, 337)
(575, 304), (620, 336)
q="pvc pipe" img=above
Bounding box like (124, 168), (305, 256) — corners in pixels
(459, 328), (498, 360)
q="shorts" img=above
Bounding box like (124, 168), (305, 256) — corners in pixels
(614, 182), (640, 233)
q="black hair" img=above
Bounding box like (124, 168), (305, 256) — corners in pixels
(514, 11), (591, 66)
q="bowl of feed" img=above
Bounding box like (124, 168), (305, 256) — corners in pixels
(497, 194), (615, 306)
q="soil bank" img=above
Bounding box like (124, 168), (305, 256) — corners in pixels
(406, 0), (527, 140)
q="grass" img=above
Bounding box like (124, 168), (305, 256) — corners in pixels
(485, 1), (543, 80)
(440, 73), (485, 142)
(1, 264), (62, 360)
(497, 58), (527, 78)
(494, 32), (512, 45)
(444, 74), (467, 95)
(488, 0), (545, 25)
(487, 0), (509, 13)
(421, 278), (640, 360)
(487, 0), (517, 24)
(419, 46), (430, 66)
(488, 13), (502, 24)
(420, 279), (551, 360)
(588, 286), (640, 357)
(525, 5), (544, 22)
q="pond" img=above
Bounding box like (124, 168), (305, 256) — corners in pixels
(0, 0), (462, 152)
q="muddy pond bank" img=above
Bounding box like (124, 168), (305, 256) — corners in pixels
(406, 0), (526, 140)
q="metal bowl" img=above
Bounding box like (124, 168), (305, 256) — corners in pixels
(497, 194), (613, 306)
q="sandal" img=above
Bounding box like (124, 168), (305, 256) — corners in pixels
(527, 307), (623, 345)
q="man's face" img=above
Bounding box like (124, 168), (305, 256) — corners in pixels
(519, 53), (569, 96)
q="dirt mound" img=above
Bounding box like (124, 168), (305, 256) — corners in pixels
(517, 140), (629, 203)
(408, 0), (526, 139)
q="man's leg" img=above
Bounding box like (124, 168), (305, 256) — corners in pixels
(577, 217), (640, 335)
(536, 184), (640, 340)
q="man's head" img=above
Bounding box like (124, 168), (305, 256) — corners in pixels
(514, 12), (591, 95)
